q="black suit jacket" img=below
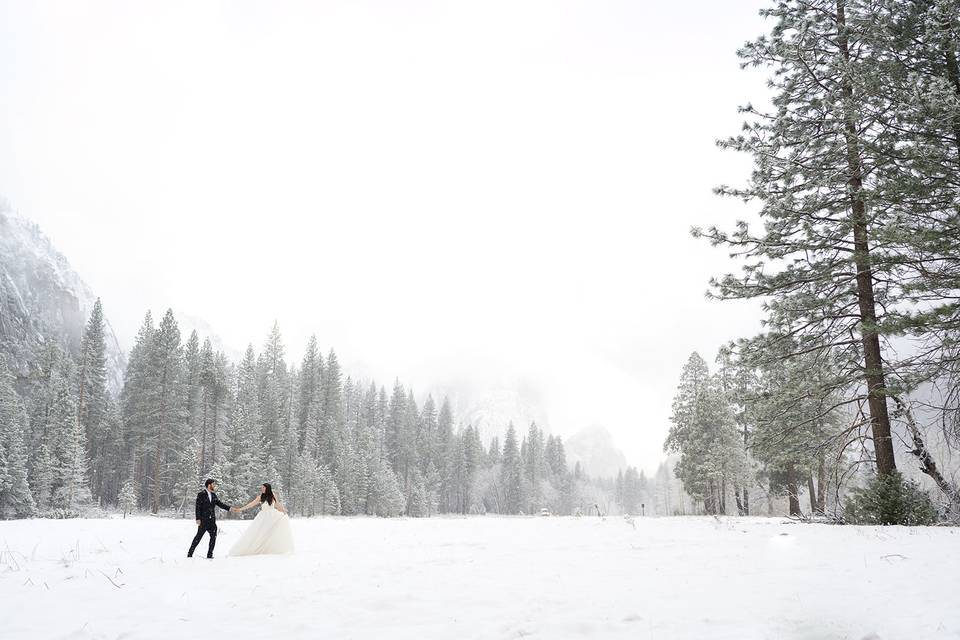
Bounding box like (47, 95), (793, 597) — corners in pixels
(195, 490), (232, 523)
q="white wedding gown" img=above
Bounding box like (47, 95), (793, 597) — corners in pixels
(228, 500), (295, 557)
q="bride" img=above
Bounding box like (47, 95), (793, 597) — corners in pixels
(228, 483), (295, 557)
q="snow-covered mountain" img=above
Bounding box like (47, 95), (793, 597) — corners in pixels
(0, 207), (126, 392)
(564, 425), (630, 479)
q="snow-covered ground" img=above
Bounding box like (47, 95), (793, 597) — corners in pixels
(2, 515), (958, 639)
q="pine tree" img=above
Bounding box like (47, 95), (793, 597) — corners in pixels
(147, 310), (186, 513)
(699, 0), (906, 477)
(31, 443), (55, 511)
(501, 423), (522, 514)
(119, 478), (138, 518)
(367, 457), (405, 517)
(741, 337), (844, 516)
(316, 349), (343, 470)
(318, 463), (341, 515)
(664, 353), (742, 514)
(53, 378), (93, 514)
(76, 299), (109, 503)
(197, 339), (219, 473)
(257, 323), (288, 467)
(333, 377), (359, 514)
(121, 311), (156, 506)
(0, 358), (36, 518)
(222, 345), (265, 506)
(297, 335), (322, 452)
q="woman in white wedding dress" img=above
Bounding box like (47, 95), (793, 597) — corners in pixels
(228, 483), (295, 557)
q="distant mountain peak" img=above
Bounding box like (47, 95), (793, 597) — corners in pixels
(564, 425), (630, 479)
(0, 207), (126, 392)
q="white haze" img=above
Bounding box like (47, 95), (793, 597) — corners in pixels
(0, 0), (768, 473)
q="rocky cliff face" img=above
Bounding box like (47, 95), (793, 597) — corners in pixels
(0, 208), (125, 392)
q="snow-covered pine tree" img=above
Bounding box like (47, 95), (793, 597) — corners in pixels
(31, 443), (55, 511)
(501, 423), (522, 514)
(386, 380), (406, 479)
(297, 335), (322, 452)
(523, 422), (547, 512)
(0, 358), (36, 518)
(171, 435), (202, 515)
(257, 323), (288, 470)
(51, 370), (93, 515)
(418, 396), (438, 477)
(700, 0), (907, 478)
(290, 448), (319, 515)
(333, 376), (359, 515)
(317, 462), (341, 515)
(319, 349), (343, 471)
(664, 352), (742, 515)
(76, 299), (110, 504)
(716, 344), (758, 516)
(367, 457), (405, 517)
(118, 477), (138, 518)
(435, 396), (454, 513)
(120, 311), (156, 506)
(182, 330), (203, 464)
(146, 310), (187, 513)
(197, 339), (217, 473)
(406, 469), (430, 517)
(742, 337), (844, 516)
(279, 369), (300, 498)
(221, 345), (265, 510)
(866, 2), (960, 507)
(401, 389), (419, 502)
(353, 382), (379, 513)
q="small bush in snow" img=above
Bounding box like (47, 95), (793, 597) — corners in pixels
(844, 472), (937, 526)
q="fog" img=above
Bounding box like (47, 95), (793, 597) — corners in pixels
(1, 0), (769, 472)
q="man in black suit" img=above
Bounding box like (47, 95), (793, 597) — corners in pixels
(187, 478), (237, 558)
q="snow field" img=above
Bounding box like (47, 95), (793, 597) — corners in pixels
(2, 515), (958, 639)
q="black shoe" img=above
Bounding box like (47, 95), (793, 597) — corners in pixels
(206, 556), (213, 559)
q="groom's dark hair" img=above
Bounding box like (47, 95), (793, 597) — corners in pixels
(204, 478), (217, 489)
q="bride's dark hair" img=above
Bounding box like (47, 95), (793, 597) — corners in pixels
(260, 482), (275, 505)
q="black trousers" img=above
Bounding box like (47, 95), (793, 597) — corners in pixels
(188, 520), (218, 557)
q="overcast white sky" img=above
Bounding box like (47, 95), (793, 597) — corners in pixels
(1, 0), (769, 473)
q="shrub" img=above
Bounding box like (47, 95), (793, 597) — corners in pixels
(844, 472), (937, 525)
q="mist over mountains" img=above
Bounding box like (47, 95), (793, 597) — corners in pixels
(564, 425), (630, 478)
(0, 207), (640, 478)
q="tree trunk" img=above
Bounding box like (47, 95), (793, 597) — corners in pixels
(200, 390), (208, 473)
(894, 397), (960, 516)
(786, 463), (801, 517)
(836, 0), (897, 477)
(743, 486), (750, 516)
(151, 366), (171, 514)
(212, 399), (219, 463)
(734, 483), (744, 516)
(816, 457), (828, 513)
(807, 474), (818, 515)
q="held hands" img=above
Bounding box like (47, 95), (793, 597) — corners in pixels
(230, 506), (240, 513)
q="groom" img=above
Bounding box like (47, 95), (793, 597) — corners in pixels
(187, 478), (238, 559)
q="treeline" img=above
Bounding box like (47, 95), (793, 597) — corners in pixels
(666, 0), (960, 523)
(0, 302), (622, 519)
(666, 348), (843, 517)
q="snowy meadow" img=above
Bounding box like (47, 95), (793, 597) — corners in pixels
(3, 515), (958, 640)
